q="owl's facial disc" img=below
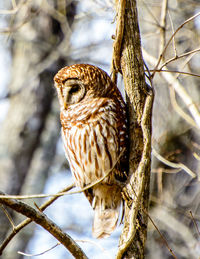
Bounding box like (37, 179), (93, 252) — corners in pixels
(62, 79), (85, 106)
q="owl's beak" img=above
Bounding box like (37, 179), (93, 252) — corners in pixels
(55, 83), (69, 110)
(63, 101), (68, 110)
(62, 89), (68, 110)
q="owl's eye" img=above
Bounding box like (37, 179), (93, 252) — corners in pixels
(63, 79), (85, 105)
(69, 84), (81, 95)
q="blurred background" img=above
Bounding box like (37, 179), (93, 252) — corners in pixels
(0, 0), (200, 258)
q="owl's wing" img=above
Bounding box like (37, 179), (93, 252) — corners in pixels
(61, 113), (126, 188)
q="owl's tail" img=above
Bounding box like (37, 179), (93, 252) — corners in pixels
(92, 184), (122, 239)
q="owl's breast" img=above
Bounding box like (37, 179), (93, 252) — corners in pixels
(60, 97), (127, 187)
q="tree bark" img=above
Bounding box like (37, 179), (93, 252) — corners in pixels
(115, 0), (153, 258)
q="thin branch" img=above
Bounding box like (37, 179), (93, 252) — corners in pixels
(0, 149), (125, 200)
(149, 69), (200, 78)
(0, 150), (124, 254)
(189, 211), (200, 237)
(193, 152), (200, 161)
(144, 61), (154, 89)
(159, 47), (200, 70)
(157, 168), (163, 201)
(159, 0), (168, 57)
(12, 0), (17, 8)
(169, 86), (199, 129)
(0, 205), (16, 230)
(153, 149), (196, 178)
(152, 11), (200, 78)
(168, 10), (177, 57)
(0, 192), (68, 200)
(18, 242), (60, 257)
(144, 210), (178, 259)
(152, 167), (181, 174)
(0, 0), (24, 15)
(0, 184), (74, 256)
(0, 191), (88, 259)
(143, 49), (200, 128)
(0, 4), (42, 33)
(142, 0), (160, 28)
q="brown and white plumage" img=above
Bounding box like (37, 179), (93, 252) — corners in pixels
(54, 64), (128, 238)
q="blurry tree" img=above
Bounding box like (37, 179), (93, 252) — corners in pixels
(0, 1), (76, 258)
(140, 1), (200, 258)
(0, 0), (200, 259)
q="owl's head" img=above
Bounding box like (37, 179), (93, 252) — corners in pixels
(54, 64), (114, 109)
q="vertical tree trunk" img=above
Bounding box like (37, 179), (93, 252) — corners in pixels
(116, 0), (153, 258)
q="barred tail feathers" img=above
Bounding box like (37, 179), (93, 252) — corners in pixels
(92, 184), (122, 239)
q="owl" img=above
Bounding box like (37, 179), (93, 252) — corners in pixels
(54, 64), (128, 238)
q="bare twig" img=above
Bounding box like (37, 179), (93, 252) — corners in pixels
(149, 69), (200, 79)
(0, 147), (124, 257)
(0, 205), (16, 230)
(0, 190), (88, 259)
(157, 168), (163, 201)
(152, 168), (181, 174)
(168, 11), (177, 57)
(145, 210), (178, 259)
(169, 86), (199, 129)
(0, 0), (24, 15)
(0, 184), (74, 255)
(159, 0), (168, 57)
(189, 211), (200, 237)
(142, 0), (160, 28)
(0, 150), (125, 255)
(143, 49), (200, 128)
(12, 0), (17, 8)
(18, 242), (61, 257)
(159, 48), (200, 70)
(193, 152), (200, 161)
(152, 11), (200, 78)
(0, 149), (125, 200)
(0, 3), (42, 33)
(153, 149), (196, 178)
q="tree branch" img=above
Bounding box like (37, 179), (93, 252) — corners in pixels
(152, 11), (200, 78)
(0, 184), (74, 255)
(143, 49), (200, 128)
(0, 186), (88, 259)
(113, 0), (154, 258)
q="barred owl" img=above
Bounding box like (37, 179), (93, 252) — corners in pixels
(54, 64), (128, 238)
